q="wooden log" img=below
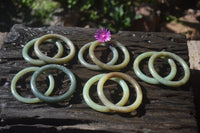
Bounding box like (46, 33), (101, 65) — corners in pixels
(0, 24), (197, 132)
(187, 40), (200, 70)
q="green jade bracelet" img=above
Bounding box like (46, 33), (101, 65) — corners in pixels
(97, 72), (143, 113)
(11, 67), (55, 103)
(89, 40), (130, 71)
(83, 74), (129, 112)
(34, 34), (76, 64)
(133, 52), (177, 84)
(78, 42), (119, 70)
(23, 38), (64, 65)
(31, 64), (76, 103)
(148, 51), (190, 87)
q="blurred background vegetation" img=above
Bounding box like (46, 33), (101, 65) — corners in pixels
(0, 0), (199, 38)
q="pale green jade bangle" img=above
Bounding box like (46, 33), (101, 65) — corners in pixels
(89, 40), (130, 71)
(23, 38), (64, 65)
(133, 52), (177, 84)
(11, 67), (55, 103)
(148, 51), (190, 87)
(34, 34), (76, 64)
(31, 64), (76, 103)
(83, 74), (129, 112)
(97, 72), (143, 113)
(78, 42), (119, 70)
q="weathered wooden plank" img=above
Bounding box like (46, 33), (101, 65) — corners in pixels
(187, 40), (200, 70)
(0, 24), (197, 132)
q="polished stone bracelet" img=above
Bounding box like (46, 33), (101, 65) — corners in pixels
(148, 51), (190, 87)
(133, 51), (177, 84)
(11, 67), (55, 103)
(32, 34), (75, 64)
(97, 72), (143, 113)
(83, 72), (143, 113)
(83, 74), (129, 112)
(22, 38), (64, 65)
(31, 64), (76, 103)
(78, 42), (119, 70)
(133, 51), (190, 87)
(89, 40), (130, 71)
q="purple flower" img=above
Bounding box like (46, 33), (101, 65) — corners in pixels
(94, 28), (111, 42)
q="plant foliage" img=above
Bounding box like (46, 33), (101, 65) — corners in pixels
(5, 0), (174, 32)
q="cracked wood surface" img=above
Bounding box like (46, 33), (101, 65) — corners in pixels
(0, 24), (197, 133)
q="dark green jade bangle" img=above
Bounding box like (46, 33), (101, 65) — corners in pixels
(22, 38), (64, 65)
(34, 34), (76, 64)
(31, 64), (76, 103)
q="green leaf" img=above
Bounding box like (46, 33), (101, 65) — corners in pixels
(124, 17), (131, 27)
(119, 5), (124, 17)
(90, 10), (99, 20)
(134, 14), (143, 20)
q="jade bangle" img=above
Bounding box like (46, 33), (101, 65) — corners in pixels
(34, 34), (76, 64)
(133, 52), (177, 84)
(31, 64), (76, 103)
(78, 42), (119, 70)
(83, 74), (129, 112)
(89, 40), (130, 71)
(97, 72), (143, 113)
(148, 51), (190, 87)
(11, 67), (55, 103)
(23, 38), (64, 65)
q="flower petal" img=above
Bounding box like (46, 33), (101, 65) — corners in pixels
(94, 28), (111, 42)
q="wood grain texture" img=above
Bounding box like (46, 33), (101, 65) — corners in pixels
(0, 24), (197, 133)
(187, 40), (200, 70)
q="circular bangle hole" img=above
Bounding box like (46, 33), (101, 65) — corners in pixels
(37, 69), (71, 97)
(153, 55), (185, 81)
(15, 71), (35, 98)
(84, 44), (115, 64)
(101, 80), (125, 104)
(154, 58), (174, 77)
(15, 71), (51, 99)
(27, 45), (38, 60)
(88, 82), (102, 104)
(34, 72), (53, 94)
(26, 39), (61, 59)
(88, 80), (125, 105)
(105, 42), (124, 65)
(38, 40), (64, 58)
(139, 56), (174, 78)
(60, 41), (71, 58)
(103, 80), (137, 106)
(138, 57), (152, 77)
